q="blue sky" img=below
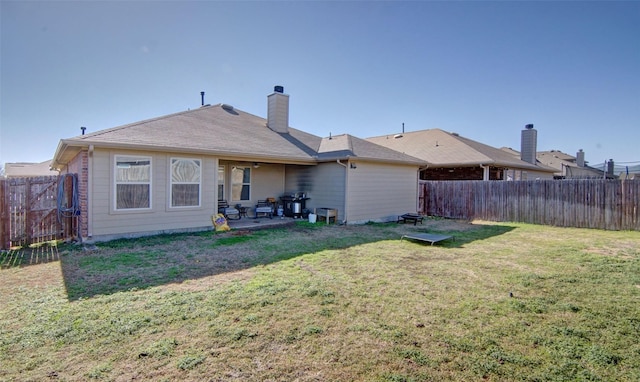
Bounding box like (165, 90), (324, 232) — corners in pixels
(2, 1), (639, 167)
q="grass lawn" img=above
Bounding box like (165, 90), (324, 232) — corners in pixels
(1, 219), (639, 381)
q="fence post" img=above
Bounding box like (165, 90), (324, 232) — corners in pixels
(0, 179), (7, 250)
(25, 177), (32, 246)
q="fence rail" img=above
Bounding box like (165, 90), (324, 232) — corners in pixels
(0, 175), (76, 250)
(419, 179), (640, 231)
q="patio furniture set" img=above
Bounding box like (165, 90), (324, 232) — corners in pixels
(218, 200), (274, 220)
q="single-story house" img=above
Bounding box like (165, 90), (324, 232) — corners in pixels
(367, 125), (556, 180)
(51, 86), (426, 242)
(4, 160), (56, 178)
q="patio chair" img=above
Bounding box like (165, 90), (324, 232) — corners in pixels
(218, 200), (241, 220)
(255, 200), (274, 219)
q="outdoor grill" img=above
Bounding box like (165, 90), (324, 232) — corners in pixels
(280, 192), (309, 218)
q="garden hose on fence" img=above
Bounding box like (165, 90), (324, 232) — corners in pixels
(57, 173), (82, 243)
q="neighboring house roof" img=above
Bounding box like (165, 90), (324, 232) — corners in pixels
(316, 134), (425, 165)
(367, 129), (554, 172)
(500, 147), (520, 157)
(505, 148), (610, 178)
(52, 104), (425, 170)
(537, 150), (577, 166)
(4, 160), (56, 177)
(535, 150), (582, 174)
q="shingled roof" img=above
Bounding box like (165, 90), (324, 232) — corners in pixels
(315, 133), (425, 164)
(4, 160), (56, 177)
(52, 104), (425, 169)
(367, 128), (554, 171)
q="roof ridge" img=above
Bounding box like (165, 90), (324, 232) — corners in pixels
(346, 134), (355, 153)
(367, 128), (451, 140)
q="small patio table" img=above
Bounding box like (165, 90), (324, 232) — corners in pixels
(397, 213), (424, 225)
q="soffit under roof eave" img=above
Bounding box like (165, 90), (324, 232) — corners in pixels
(423, 162), (554, 173)
(51, 140), (318, 166)
(51, 140), (83, 170)
(219, 155), (316, 166)
(424, 158), (552, 171)
(500, 162), (557, 172)
(424, 160), (496, 168)
(315, 155), (426, 167)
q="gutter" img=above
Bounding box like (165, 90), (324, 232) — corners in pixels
(416, 167), (421, 213)
(336, 159), (348, 224)
(50, 140), (70, 171)
(87, 145), (93, 239)
(53, 140), (319, 167)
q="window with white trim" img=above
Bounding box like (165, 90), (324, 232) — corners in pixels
(115, 156), (151, 210)
(218, 165), (225, 200)
(231, 166), (251, 201)
(170, 158), (201, 207)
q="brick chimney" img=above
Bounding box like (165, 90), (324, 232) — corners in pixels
(607, 159), (615, 177)
(576, 149), (585, 167)
(267, 85), (289, 134)
(520, 124), (537, 165)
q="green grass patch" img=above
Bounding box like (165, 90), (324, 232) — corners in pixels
(176, 353), (206, 370)
(1, 221), (639, 381)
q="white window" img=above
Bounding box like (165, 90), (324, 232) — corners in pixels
(231, 166), (251, 201)
(218, 165), (225, 200)
(115, 156), (151, 210)
(170, 158), (201, 207)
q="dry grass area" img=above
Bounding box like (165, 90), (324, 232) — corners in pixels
(1, 219), (639, 381)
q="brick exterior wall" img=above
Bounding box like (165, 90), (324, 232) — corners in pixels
(62, 150), (89, 238)
(421, 166), (505, 181)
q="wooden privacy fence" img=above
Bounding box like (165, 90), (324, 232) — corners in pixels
(419, 179), (640, 231)
(0, 175), (78, 250)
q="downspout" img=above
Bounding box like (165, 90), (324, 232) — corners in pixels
(87, 145), (94, 239)
(336, 159), (348, 224)
(480, 164), (490, 181)
(416, 168), (421, 213)
(214, 158), (221, 213)
(417, 165), (428, 212)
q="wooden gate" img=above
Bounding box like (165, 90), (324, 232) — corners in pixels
(0, 175), (77, 250)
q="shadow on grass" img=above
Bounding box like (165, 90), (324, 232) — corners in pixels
(411, 221), (517, 248)
(58, 220), (516, 301)
(0, 243), (61, 269)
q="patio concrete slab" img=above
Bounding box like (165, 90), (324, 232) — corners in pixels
(226, 216), (298, 231)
